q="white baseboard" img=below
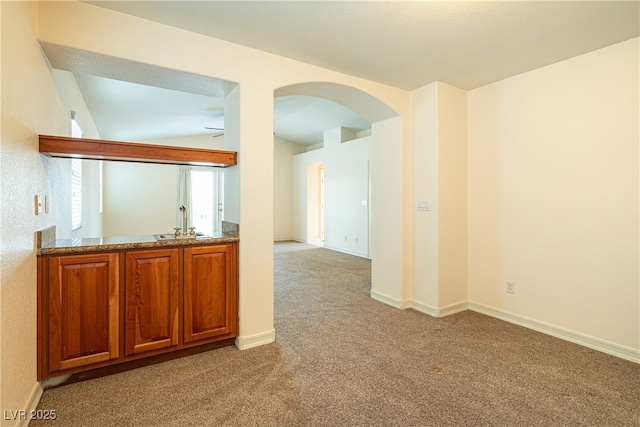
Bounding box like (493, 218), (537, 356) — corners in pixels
(235, 329), (275, 350)
(404, 300), (469, 318)
(372, 296), (637, 362)
(469, 302), (640, 364)
(322, 244), (369, 259)
(407, 300), (439, 317)
(438, 301), (469, 317)
(370, 292), (467, 318)
(9, 382), (43, 427)
(369, 289), (410, 309)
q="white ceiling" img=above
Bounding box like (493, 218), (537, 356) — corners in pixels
(74, 73), (226, 142)
(72, 1), (638, 145)
(73, 72), (371, 145)
(86, 1), (638, 90)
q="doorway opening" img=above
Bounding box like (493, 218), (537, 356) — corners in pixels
(307, 162), (325, 247)
(275, 81), (403, 315)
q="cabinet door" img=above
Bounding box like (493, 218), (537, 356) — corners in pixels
(125, 249), (180, 355)
(48, 253), (119, 372)
(183, 244), (238, 343)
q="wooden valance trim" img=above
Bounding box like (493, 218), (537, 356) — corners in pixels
(39, 135), (236, 167)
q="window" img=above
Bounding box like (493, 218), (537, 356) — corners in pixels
(71, 115), (83, 230)
(99, 161), (103, 214)
(71, 159), (82, 230)
(177, 167), (223, 234)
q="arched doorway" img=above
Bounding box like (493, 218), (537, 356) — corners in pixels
(274, 82), (406, 308)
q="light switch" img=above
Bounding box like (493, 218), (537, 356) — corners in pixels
(35, 195), (42, 215)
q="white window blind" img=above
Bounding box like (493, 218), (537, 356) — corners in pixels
(71, 115), (83, 230)
(71, 159), (82, 230)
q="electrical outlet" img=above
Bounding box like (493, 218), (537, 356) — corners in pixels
(417, 199), (430, 211)
(506, 281), (515, 294)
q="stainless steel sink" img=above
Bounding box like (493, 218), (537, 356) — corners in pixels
(153, 231), (213, 241)
(153, 233), (197, 241)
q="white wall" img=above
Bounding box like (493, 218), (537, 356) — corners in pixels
(323, 128), (372, 258)
(292, 128), (372, 258)
(411, 83), (439, 309)
(274, 137), (306, 241)
(0, 2), (96, 422)
(435, 84), (467, 310)
(370, 117), (409, 305)
(410, 82), (468, 316)
(468, 38), (639, 359)
(102, 162), (178, 236)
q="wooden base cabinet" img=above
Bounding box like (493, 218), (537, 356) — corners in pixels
(38, 243), (238, 380)
(46, 253), (120, 372)
(184, 245), (238, 343)
(125, 249), (180, 356)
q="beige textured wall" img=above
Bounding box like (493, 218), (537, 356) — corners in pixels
(468, 38), (639, 352)
(0, 2), (98, 422)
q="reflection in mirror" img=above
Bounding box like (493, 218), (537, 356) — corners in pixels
(102, 161), (224, 238)
(51, 68), (231, 238)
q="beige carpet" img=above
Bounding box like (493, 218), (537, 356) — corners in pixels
(33, 242), (639, 426)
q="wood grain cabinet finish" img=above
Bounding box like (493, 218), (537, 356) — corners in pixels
(184, 245), (238, 343)
(125, 249), (180, 356)
(39, 135), (237, 167)
(47, 253), (120, 372)
(38, 243), (238, 380)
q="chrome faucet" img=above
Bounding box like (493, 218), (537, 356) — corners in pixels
(179, 205), (188, 235)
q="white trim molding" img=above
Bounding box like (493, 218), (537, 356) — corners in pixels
(407, 300), (439, 317)
(323, 244), (369, 259)
(10, 383), (44, 427)
(369, 289), (411, 309)
(235, 329), (276, 350)
(438, 301), (469, 317)
(369, 295), (638, 363)
(469, 302), (640, 364)
(405, 300), (469, 318)
(371, 294), (469, 318)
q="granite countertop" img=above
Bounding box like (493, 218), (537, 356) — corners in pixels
(36, 222), (239, 256)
